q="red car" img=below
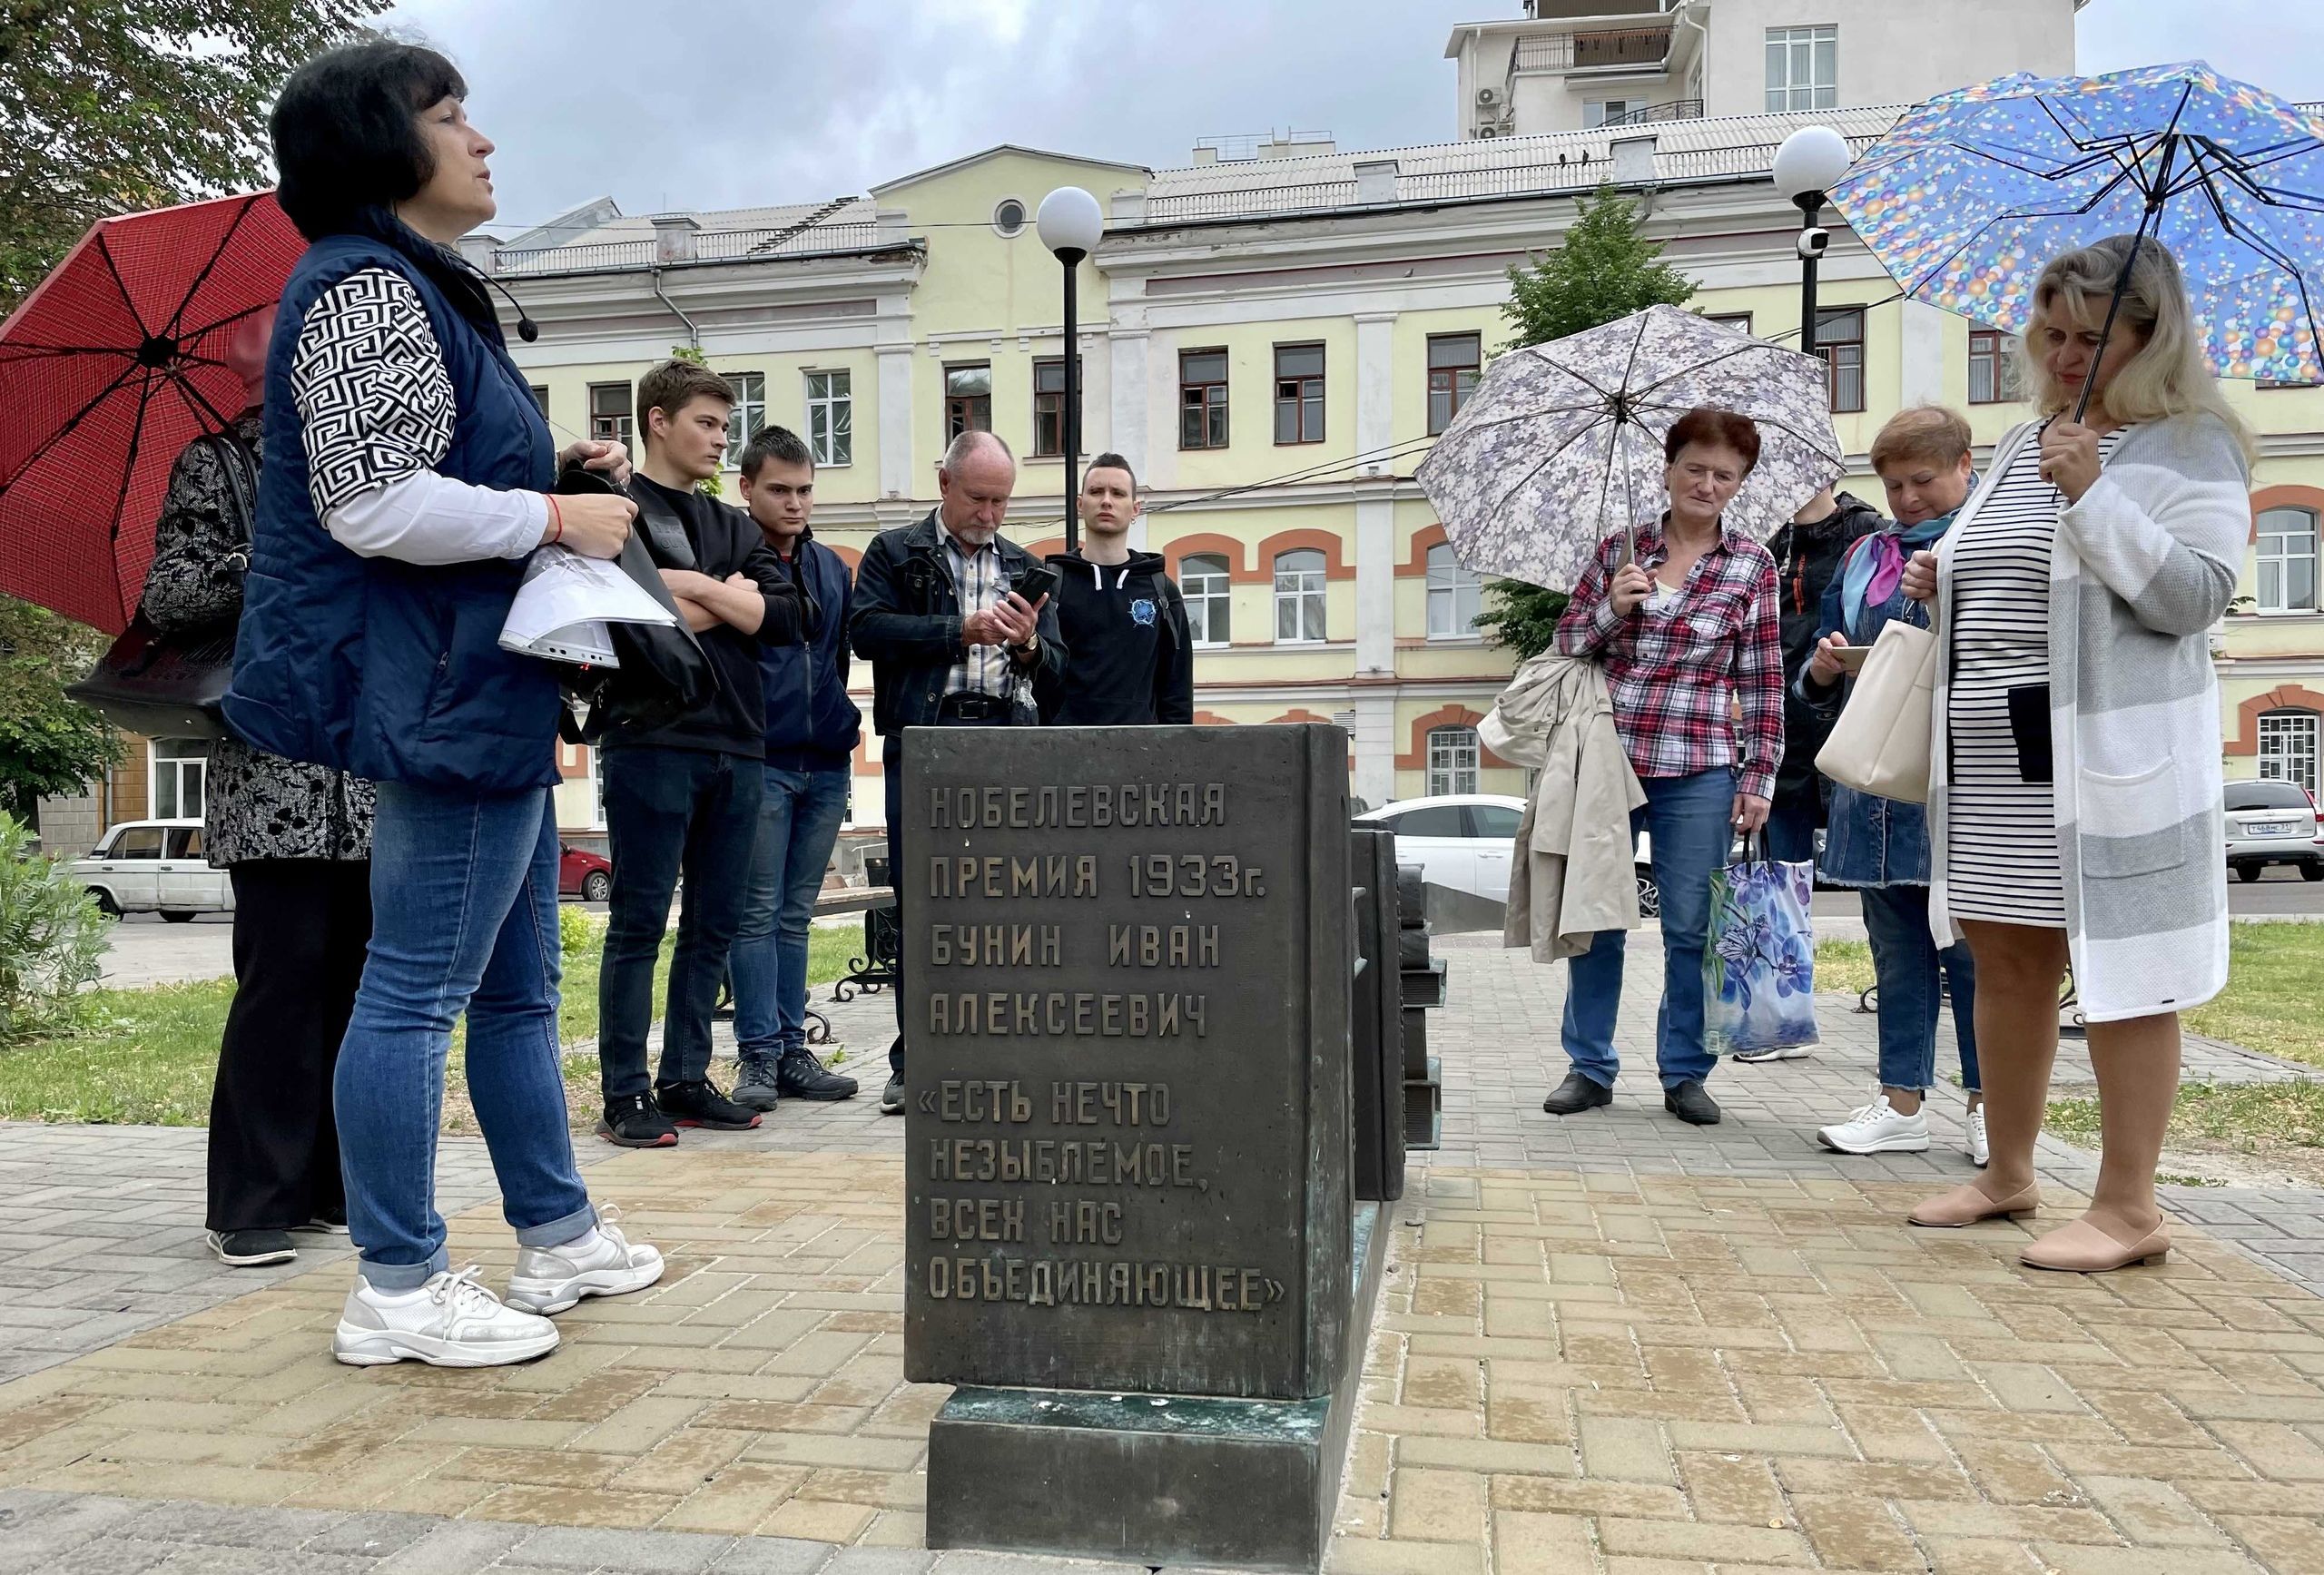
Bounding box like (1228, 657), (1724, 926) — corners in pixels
(559, 843), (613, 903)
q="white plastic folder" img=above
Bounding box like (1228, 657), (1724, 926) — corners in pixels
(498, 546), (677, 667)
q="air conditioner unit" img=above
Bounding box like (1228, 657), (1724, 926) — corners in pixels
(1475, 125), (1501, 138)
(1477, 86), (1501, 107)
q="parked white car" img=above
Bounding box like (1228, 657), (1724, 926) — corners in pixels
(72, 819), (232, 920)
(1357, 793), (1554, 906)
(2223, 779), (2324, 882)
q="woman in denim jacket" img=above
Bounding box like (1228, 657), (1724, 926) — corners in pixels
(1795, 409), (1984, 1164)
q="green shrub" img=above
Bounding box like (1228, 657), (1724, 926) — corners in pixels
(559, 902), (604, 959)
(0, 812), (107, 1044)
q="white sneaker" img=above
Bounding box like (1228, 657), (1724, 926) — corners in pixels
(1966, 1107), (1990, 1167)
(333, 1265), (559, 1368)
(1816, 1095), (1931, 1155)
(1733, 1045), (1814, 1063)
(505, 1208), (665, 1315)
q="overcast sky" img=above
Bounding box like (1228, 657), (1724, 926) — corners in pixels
(377, 0), (2324, 235)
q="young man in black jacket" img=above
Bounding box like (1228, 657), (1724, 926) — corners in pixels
(1035, 453), (1194, 726)
(597, 360), (810, 1147)
(850, 429), (1064, 1114)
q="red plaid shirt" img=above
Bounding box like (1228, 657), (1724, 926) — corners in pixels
(1555, 520), (1785, 802)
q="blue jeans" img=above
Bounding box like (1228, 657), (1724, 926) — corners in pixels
(732, 764), (851, 1064)
(1859, 883), (1982, 1095)
(1562, 768), (1734, 1091)
(598, 747), (764, 1100)
(334, 783), (593, 1290)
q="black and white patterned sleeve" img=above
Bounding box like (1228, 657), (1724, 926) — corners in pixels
(290, 268), (458, 517)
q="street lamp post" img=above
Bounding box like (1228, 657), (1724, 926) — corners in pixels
(1036, 186), (1104, 554)
(1771, 125), (1854, 370)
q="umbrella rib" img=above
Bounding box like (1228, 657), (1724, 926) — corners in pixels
(1427, 399), (1631, 444)
(106, 369), (161, 595)
(1627, 339), (1797, 402)
(168, 365), (239, 433)
(1479, 410), (1617, 523)
(93, 229), (153, 339)
(162, 192), (257, 340)
(0, 359), (142, 494)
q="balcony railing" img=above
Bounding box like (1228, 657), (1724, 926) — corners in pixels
(1600, 98), (1703, 128)
(1143, 180), (1360, 223)
(491, 221), (891, 275)
(1511, 25), (1672, 74)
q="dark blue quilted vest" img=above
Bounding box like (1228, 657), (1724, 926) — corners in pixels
(224, 218), (561, 792)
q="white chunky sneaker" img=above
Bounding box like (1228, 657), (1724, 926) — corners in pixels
(1966, 1107), (1991, 1167)
(333, 1265), (558, 1368)
(504, 1208), (665, 1315)
(1817, 1095), (1932, 1155)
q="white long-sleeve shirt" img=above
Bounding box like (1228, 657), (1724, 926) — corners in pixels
(290, 267), (547, 564)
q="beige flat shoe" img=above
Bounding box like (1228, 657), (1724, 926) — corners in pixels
(2022, 1217), (2170, 1273)
(1907, 1181), (2041, 1229)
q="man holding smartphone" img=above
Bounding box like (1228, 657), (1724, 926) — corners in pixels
(850, 428), (1066, 1113)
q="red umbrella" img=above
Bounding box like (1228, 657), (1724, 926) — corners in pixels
(0, 191), (306, 633)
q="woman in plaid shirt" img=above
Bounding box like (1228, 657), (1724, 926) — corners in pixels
(1541, 407), (1785, 1128)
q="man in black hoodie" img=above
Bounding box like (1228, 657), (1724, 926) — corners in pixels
(596, 360), (810, 1146)
(1036, 454), (1194, 726)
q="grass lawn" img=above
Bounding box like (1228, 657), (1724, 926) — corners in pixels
(0, 914), (868, 1130)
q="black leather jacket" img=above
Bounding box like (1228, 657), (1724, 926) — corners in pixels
(848, 511), (1067, 736)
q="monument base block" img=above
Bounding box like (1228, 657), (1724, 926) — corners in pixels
(926, 1205), (1389, 1572)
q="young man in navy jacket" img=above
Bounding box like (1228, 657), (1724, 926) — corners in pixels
(1035, 453), (1194, 726)
(728, 427), (861, 1110)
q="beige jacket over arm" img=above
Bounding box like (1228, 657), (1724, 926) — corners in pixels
(1480, 652), (1647, 961)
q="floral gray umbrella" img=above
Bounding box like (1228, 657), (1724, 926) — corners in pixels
(1416, 304), (1846, 591)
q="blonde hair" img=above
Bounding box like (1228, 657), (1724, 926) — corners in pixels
(2024, 236), (2255, 459)
(1870, 405), (1974, 473)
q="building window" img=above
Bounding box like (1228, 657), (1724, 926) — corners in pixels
(1585, 99), (1644, 129)
(1182, 554), (1232, 646)
(1704, 311), (1753, 336)
(805, 370), (852, 467)
(527, 385), (549, 417)
(1033, 357), (1081, 459)
(588, 382), (634, 447)
(2258, 507), (2320, 614)
(1426, 543), (1484, 638)
(1273, 547), (1327, 643)
(944, 363), (992, 442)
(1766, 25), (1837, 113)
(1427, 334), (1481, 436)
(1968, 330), (2025, 406)
(1427, 726), (1481, 797)
(149, 738), (210, 822)
(1180, 349), (1229, 449)
(2259, 711), (2320, 798)
(1274, 343), (1325, 446)
(991, 198), (1027, 238)
(723, 371), (764, 468)
(1815, 307), (1865, 414)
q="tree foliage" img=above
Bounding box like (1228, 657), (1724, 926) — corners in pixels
(0, 0), (388, 312)
(1477, 185), (1699, 657)
(0, 598), (117, 823)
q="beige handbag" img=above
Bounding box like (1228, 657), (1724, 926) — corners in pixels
(1815, 617), (1937, 805)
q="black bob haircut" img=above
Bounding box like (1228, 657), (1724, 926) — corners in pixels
(271, 40), (468, 241)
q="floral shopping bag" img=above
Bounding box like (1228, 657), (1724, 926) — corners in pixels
(1702, 845), (1817, 1055)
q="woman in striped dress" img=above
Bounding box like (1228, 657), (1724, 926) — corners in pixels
(1897, 237), (2253, 1273)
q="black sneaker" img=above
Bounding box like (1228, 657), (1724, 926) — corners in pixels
(1664, 1079), (1722, 1126)
(656, 1078), (763, 1131)
(599, 1092), (679, 1148)
(880, 1074), (905, 1116)
(207, 1228), (297, 1267)
(778, 1048), (859, 1102)
(731, 1054), (783, 1113)
(292, 1206), (350, 1235)
(1541, 1071), (1613, 1115)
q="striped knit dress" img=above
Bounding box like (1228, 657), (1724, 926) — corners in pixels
(1944, 423), (2133, 927)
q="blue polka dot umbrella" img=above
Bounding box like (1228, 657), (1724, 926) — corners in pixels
(1830, 61), (2324, 407)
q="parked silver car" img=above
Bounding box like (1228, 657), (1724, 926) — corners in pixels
(72, 819), (233, 920)
(2223, 779), (2323, 882)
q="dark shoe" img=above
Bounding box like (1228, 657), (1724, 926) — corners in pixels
(656, 1078), (763, 1131)
(598, 1092), (679, 1148)
(207, 1228), (297, 1267)
(731, 1053), (783, 1113)
(880, 1074), (905, 1115)
(779, 1048), (859, 1102)
(293, 1206), (349, 1235)
(1664, 1079), (1722, 1126)
(1541, 1071), (1612, 1115)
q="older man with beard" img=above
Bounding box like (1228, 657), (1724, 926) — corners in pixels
(850, 428), (1066, 1113)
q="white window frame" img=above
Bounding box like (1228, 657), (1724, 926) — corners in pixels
(1182, 554), (1233, 647)
(1585, 99), (1643, 130)
(2257, 507), (2319, 614)
(723, 371), (765, 468)
(805, 370), (852, 468)
(1766, 25), (1837, 113)
(149, 737), (210, 822)
(1968, 330), (2026, 407)
(2257, 711), (2320, 798)
(1273, 548), (1327, 645)
(1425, 543), (1484, 640)
(1427, 727), (1480, 797)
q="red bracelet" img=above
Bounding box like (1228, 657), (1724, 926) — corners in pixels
(545, 494), (564, 545)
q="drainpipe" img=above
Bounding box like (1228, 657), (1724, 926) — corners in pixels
(648, 266), (701, 349)
(1676, 0), (1709, 106)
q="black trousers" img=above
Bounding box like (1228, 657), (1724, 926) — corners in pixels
(206, 860), (372, 1233)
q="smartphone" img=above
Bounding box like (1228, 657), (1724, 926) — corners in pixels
(1830, 643), (1872, 674)
(1015, 563), (1060, 607)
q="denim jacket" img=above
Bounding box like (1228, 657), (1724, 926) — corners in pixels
(1792, 524), (1942, 889)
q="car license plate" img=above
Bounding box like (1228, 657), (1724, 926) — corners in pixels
(2246, 822), (2295, 836)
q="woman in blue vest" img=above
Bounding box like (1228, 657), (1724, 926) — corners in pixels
(226, 41), (663, 1367)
